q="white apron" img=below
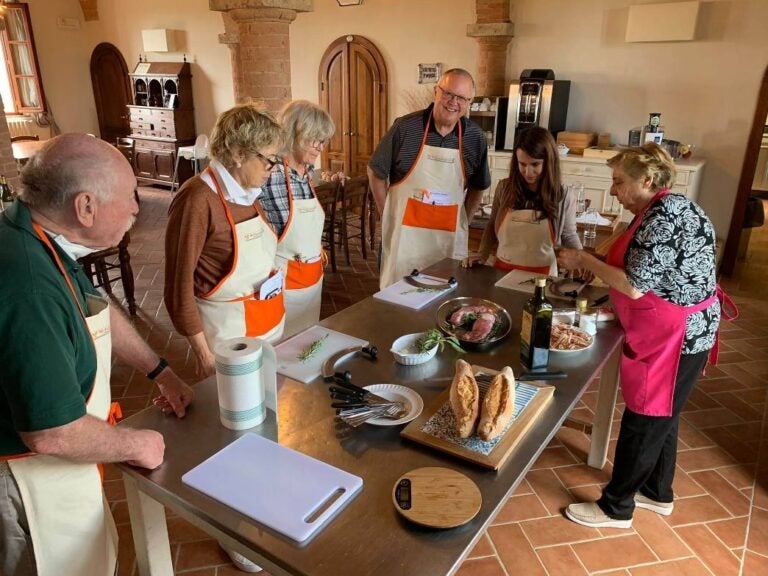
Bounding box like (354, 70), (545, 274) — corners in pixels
(7, 225), (118, 576)
(494, 207), (558, 275)
(379, 112), (469, 289)
(274, 161), (325, 338)
(196, 168), (286, 348)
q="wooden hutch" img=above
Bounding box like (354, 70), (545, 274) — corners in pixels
(128, 61), (195, 187)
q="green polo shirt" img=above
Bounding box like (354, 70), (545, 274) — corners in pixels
(0, 202), (99, 455)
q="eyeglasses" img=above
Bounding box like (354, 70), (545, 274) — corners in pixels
(436, 85), (472, 105)
(308, 139), (329, 150)
(254, 151), (280, 170)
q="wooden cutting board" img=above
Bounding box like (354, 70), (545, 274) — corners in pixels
(392, 467), (481, 528)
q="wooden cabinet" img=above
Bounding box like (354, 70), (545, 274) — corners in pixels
(128, 62), (195, 187)
(485, 152), (706, 223)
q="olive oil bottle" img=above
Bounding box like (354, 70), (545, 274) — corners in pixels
(520, 277), (553, 371)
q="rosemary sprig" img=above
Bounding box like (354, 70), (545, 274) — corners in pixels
(400, 287), (440, 295)
(297, 333), (329, 362)
(416, 328), (464, 354)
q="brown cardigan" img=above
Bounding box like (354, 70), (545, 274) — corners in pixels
(164, 175), (263, 337)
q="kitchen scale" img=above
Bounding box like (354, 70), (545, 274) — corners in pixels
(392, 467), (481, 529)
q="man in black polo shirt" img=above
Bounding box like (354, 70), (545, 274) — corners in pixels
(368, 68), (490, 288)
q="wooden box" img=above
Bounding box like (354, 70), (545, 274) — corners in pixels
(557, 131), (597, 155)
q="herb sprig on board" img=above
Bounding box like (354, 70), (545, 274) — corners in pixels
(297, 333), (329, 362)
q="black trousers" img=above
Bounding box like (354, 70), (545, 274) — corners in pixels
(597, 350), (709, 520)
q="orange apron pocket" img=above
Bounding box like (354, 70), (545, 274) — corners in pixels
(286, 259), (324, 290)
(401, 197), (459, 232)
(244, 291), (285, 337)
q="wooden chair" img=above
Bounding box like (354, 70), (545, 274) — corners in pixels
(314, 180), (341, 272)
(78, 232), (137, 316)
(10, 135), (39, 142)
(338, 175), (370, 264)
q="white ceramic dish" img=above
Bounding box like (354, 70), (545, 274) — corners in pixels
(363, 384), (424, 427)
(482, 205), (492, 217)
(390, 332), (438, 366)
(549, 324), (594, 353)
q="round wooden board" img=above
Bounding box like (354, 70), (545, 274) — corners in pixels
(392, 467), (481, 529)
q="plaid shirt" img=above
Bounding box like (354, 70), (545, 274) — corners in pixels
(260, 162), (315, 237)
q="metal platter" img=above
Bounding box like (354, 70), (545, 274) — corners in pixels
(436, 297), (512, 352)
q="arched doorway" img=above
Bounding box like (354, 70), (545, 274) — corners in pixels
(319, 35), (388, 176)
(90, 43), (132, 144)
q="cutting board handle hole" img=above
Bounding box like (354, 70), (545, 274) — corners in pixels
(304, 488), (345, 524)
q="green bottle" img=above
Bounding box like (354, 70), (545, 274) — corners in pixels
(520, 277), (553, 371)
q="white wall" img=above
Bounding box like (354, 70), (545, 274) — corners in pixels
(506, 0), (768, 236)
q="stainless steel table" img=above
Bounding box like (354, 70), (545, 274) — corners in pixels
(120, 259), (623, 576)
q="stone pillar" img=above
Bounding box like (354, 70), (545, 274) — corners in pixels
(78, 0), (99, 22)
(467, 0), (514, 96)
(210, 0), (313, 112)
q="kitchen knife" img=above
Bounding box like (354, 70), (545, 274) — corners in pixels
(518, 371), (567, 381)
(591, 294), (610, 307)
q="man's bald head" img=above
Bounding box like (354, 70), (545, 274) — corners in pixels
(18, 133), (135, 211)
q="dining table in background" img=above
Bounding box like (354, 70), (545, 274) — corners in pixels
(11, 138), (46, 163)
(118, 258), (624, 576)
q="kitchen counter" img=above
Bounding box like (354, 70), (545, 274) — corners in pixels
(119, 259), (624, 576)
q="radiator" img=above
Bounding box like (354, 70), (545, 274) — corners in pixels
(6, 116), (34, 138)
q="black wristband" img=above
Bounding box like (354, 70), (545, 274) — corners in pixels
(146, 357), (169, 380)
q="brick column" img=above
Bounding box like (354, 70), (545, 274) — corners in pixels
(210, 0), (313, 112)
(467, 0), (514, 96)
(0, 96), (21, 192)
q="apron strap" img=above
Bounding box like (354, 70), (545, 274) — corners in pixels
(704, 285), (740, 370)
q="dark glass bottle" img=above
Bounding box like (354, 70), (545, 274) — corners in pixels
(0, 175), (13, 206)
(520, 277), (553, 371)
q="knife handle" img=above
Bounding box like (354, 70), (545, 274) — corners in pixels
(334, 370), (352, 383)
(329, 386), (364, 398)
(519, 371), (567, 381)
(362, 345), (378, 360)
(592, 294), (610, 307)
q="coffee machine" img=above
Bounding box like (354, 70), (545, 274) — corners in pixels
(503, 69), (570, 149)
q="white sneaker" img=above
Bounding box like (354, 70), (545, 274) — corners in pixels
(565, 502), (632, 528)
(635, 493), (674, 516)
(225, 548), (263, 573)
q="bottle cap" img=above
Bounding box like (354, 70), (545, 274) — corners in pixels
(576, 297), (588, 311)
(535, 277), (547, 288)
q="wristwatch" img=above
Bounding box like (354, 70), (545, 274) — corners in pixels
(146, 357), (169, 380)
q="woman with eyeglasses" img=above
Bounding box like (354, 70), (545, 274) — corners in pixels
(465, 126), (581, 274)
(164, 103), (284, 380)
(259, 100), (335, 337)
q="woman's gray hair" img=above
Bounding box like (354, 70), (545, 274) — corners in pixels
(209, 103), (284, 170)
(18, 143), (115, 210)
(607, 142), (677, 191)
(277, 100), (335, 156)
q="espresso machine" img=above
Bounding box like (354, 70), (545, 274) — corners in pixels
(503, 69), (570, 149)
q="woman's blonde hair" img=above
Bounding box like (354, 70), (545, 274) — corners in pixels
(607, 142), (677, 191)
(209, 103), (284, 170)
(278, 100), (335, 156)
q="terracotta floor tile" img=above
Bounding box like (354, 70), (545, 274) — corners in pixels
(530, 445), (579, 469)
(710, 391), (764, 422)
(175, 539), (229, 572)
(487, 523), (546, 576)
(627, 557), (713, 576)
(708, 516), (749, 549)
(742, 550), (768, 576)
(718, 463), (757, 490)
(681, 407), (744, 429)
(688, 470), (751, 516)
(520, 516), (601, 547)
(167, 517), (213, 544)
(523, 469), (573, 515)
(697, 377), (748, 395)
(676, 446), (738, 472)
(537, 544), (588, 576)
(753, 478), (768, 508)
(467, 533), (495, 558)
(677, 420), (714, 449)
(553, 463), (612, 489)
(512, 478), (533, 496)
(666, 494), (731, 526)
(632, 510), (691, 561)
(491, 493), (550, 524)
(176, 569), (215, 576)
(555, 426), (591, 462)
(702, 426), (758, 464)
(455, 556), (506, 576)
(676, 524), (741, 575)
(671, 467), (707, 497)
(746, 507), (768, 556)
(572, 534), (656, 572)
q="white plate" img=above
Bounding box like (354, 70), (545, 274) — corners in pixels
(363, 384), (424, 427)
(549, 324), (594, 353)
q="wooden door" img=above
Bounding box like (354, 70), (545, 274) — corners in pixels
(319, 36), (387, 176)
(90, 43), (132, 144)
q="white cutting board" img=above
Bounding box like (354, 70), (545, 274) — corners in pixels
(275, 325), (367, 384)
(373, 274), (456, 310)
(182, 433), (363, 544)
(494, 269), (548, 295)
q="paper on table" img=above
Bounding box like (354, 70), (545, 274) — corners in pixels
(575, 212), (612, 226)
(494, 269), (549, 295)
(275, 325), (367, 384)
(373, 274), (456, 310)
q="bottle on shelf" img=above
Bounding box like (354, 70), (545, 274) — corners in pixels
(641, 112), (664, 144)
(520, 277), (553, 372)
(0, 175), (14, 206)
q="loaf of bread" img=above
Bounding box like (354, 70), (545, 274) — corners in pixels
(477, 367), (515, 441)
(449, 359), (479, 438)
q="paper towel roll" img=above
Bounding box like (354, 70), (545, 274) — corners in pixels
(214, 337), (269, 430)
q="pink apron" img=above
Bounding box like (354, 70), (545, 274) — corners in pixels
(606, 189), (736, 416)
